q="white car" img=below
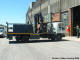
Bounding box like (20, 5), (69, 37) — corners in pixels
(0, 29), (6, 38)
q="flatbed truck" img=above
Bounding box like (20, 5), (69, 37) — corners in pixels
(6, 22), (65, 42)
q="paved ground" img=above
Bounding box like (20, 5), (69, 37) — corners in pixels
(63, 36), (80, 41)
(0, 37), (80, 60)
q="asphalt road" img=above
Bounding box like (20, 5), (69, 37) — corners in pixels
(0, 38), (80, 60)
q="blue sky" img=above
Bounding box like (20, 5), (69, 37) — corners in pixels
(0, 0), (36, 25)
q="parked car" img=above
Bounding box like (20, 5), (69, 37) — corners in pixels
(0, 27), (7, 38)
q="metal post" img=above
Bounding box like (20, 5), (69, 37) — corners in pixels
(6, 22), (8, 38)
(48, 0), (53, 34)
(40, 0), (42, 13)
(30, 2), (32, 22)
(60, 0), (61, 21)
(48, 0), (51, 23)
(59, 0), (63, 33)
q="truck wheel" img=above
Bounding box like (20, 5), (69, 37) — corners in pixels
(15, 36), (21, 42)
(56, 35), (62, 41)
(21, 36), (29, 42)
(51, 37), (55, 41)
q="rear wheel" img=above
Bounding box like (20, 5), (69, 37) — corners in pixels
(47, 34), (56, 41)
(51, 37), (55, 41)
(56, 35), (62, 41)
(15, 36), (21, 42)
(21, 35), (30, 42)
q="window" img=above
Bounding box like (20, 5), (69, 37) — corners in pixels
(61, 11), (68, 31)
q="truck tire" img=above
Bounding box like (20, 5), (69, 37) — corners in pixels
(56, 35), (62, 41)
(15, 36), (21, 42)
(21, 36), (30, 42)
(51, 37), (55, 41)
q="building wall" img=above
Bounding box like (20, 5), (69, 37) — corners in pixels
(27, 0), (80, 23)
(68, 9), (73, 36)
(30, 0), (80, 15)
(52, 13), (60, 22)
(26, 0), (80, 36)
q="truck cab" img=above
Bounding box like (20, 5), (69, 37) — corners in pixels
(52, 22), (65, 34)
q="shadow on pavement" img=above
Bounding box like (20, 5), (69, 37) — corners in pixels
(9, 39), (69, 44)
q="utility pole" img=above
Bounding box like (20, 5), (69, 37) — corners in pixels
(48, 0), (53, 33)
(48, 0), (51, 23)
(40, 0), (42, 13)
(59, 0), (63, 33)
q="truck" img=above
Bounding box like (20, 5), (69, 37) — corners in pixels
(6, 19), (65, 42)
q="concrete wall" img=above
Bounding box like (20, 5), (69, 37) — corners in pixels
(26, 0), (80, 36)
(30, 0), (80, 14)
(52, 13), (60, 22)
(27, 0), (80, 22)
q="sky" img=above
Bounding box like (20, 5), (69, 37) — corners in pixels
(0, 0), (36, 25)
